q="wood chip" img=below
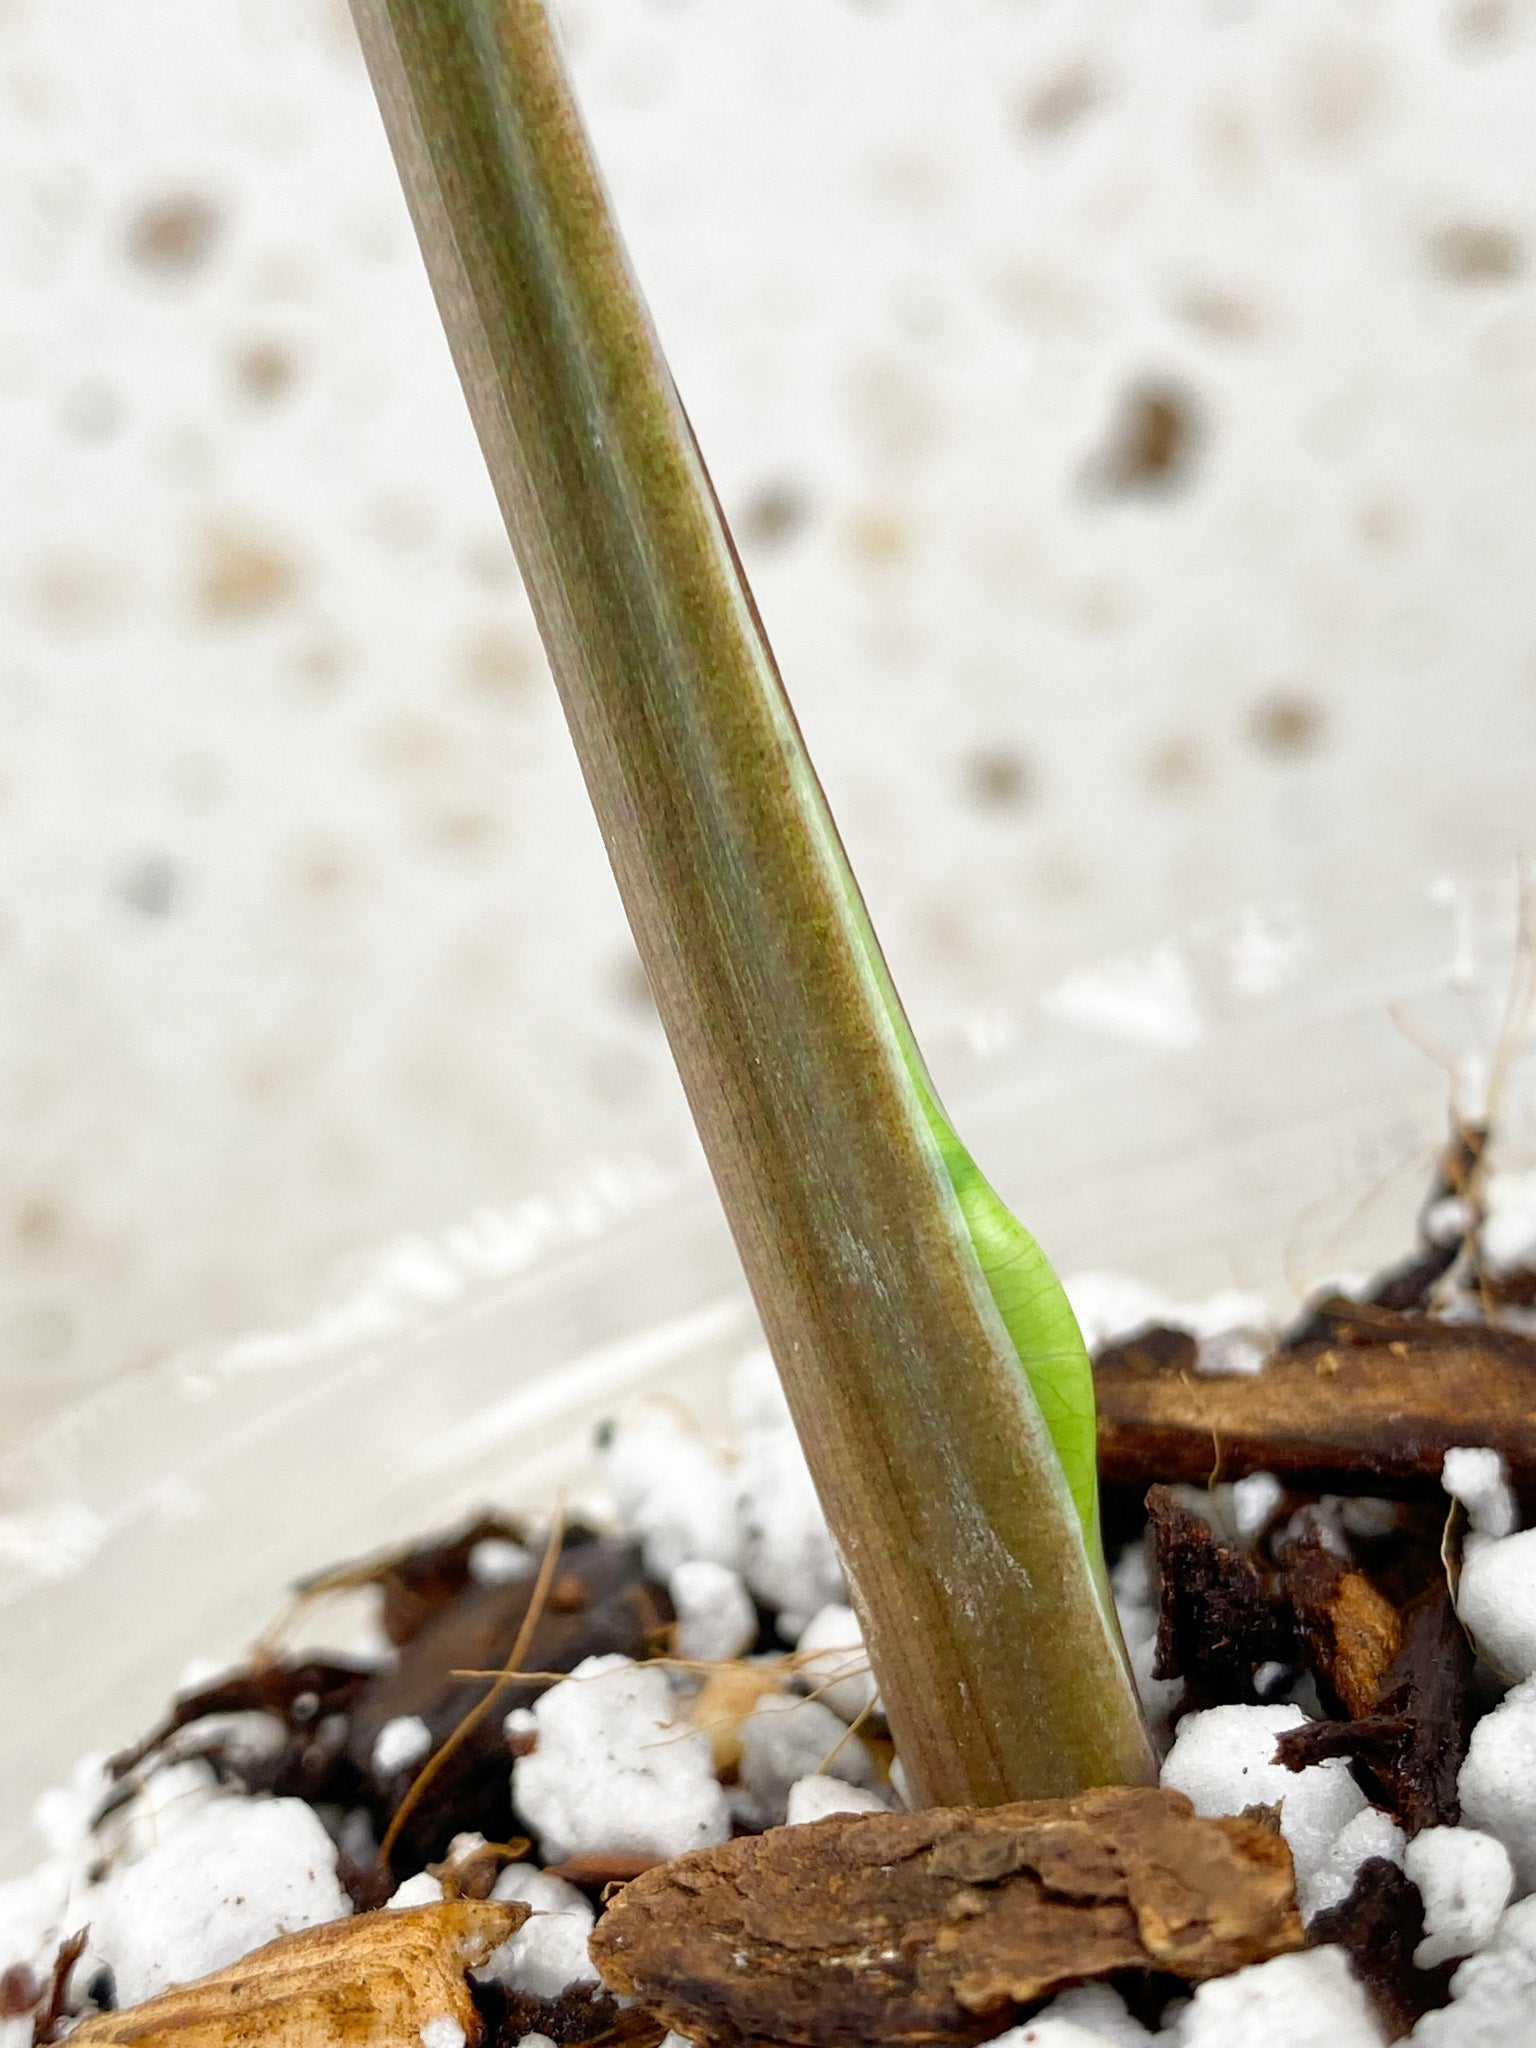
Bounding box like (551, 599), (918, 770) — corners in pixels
(1095, 1306), (1536, 1498)
(1281, 1528), (1402, 1720)
(544, 1852), (665, 1887)
(1147, 1487), (1292, 1707)
(590, 1789), (1303, 2047)
(66, 1901), (524, 2048)
(1306, 1858), (1452, 2040)
(474, 1981), (665, 2048)
(1276, 1580), (1474, 1832)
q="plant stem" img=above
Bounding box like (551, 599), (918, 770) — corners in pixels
(348, 0), (1155, 1804)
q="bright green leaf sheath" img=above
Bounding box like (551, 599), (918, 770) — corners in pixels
(932, 1120), (1100, 1545)
(850, 909), (1102, 1551)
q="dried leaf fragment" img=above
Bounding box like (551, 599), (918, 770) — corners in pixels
(67, 1900), (524, 2048)
(687, 1666), (783, 1776)
(590, 1789), (1302, 2048)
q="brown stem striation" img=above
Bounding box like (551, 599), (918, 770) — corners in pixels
(347, 0), (1154, 1804)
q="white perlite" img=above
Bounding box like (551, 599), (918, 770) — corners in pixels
(736, 1692), (876, 1826)
(1442, 1449), (1518, 1545)
(468, 1538), (535, 1585)
(730, 1355), (843, 1632)
(1425, 1197), (1475, 1248)
(1061, 1271), (1170, 1353)
(1193, 1327), (1270, 1379)
(783, 1775), (889, 1826)
(1455, 1530), (1536, 1683)
(372, 1714), (433, 1777)
(156, 1711), (288, 1776)
(1301, 1805), (1406, 1923)
(1031, 1980), (1156, 2042)
(1171, 1945), (1385, 2046)
(491, 1864), (589, 1915)
(1229, 1472), (1285, 1545)
(668, 1559), (756, 1665)
(1479, 1171), (1536, 1276)
(83, 1795), (351, 2006)
(387, 1872), (445, 1910)
(1060, 1274), (1273, 1366)
(1457, 1674), (1536, 1894)
(420, 2020), (466, 2048)
(92, 1759), (222, 1868)
(600, 1408), (739, 1582)
(1405, 1828), (1516, 1970)
(511, 1654), (729, 1864)
(1159, 1704), (1368, 1918)
(794, 1605), (880, 1724)
(1411, 1895), (1536, 2043)
(599, 1355), (843, 1632)
(476, 1909), (599, 2000)
(984, 2019), (1129, 2047)
(478, 1866), (601, 1999)
(1279, 1499), (1350, 1560)
(1110, 1544), (1180, 1738)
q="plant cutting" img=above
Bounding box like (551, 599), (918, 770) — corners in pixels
(4, 8), (1536, 2047)
(343, 0), (1153, 1813)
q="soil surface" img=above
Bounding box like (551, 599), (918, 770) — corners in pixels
(12, 1126), (1536, 2047)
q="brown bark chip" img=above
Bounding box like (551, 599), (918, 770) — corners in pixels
(1095, 1306), (1536, 1497)
(1276, 1581), (1475, 1832)
(296, 1514), (537, 1649)
(1307, 1858), (1453, 2038)
(109, 1660), (375, 1784)
(107, 1535), (671, 1886)
(1144, 1495), (1415, 1729)
(1280, 1529), (1402, 1720)
(65, 1902), (524, 2048)
(1146, 1488), (1293, 1706)
(589, 1790), (1303, 2048)
(473, 1981), (665, 2048)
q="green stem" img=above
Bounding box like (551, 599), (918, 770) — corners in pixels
(348, 0), (1154, 1804)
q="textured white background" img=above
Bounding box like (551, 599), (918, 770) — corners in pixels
(2, 0), (1535, 1440)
